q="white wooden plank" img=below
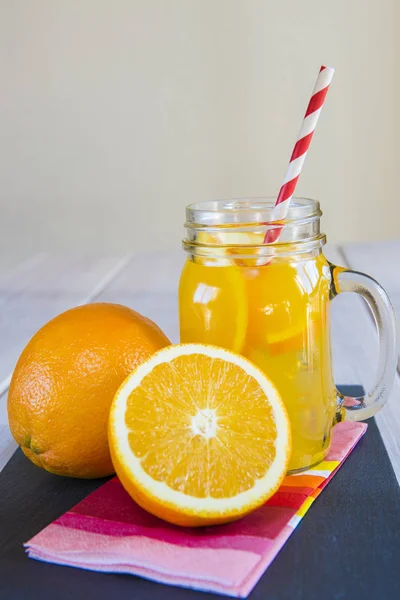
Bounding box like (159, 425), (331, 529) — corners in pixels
(0, 375), (12, 399)
(0, 255), (127, 296)
(0, 254), (48, 309)
(0, 424), (17, 473)
(325, 244), (378, 390)
(325, 244), (400, 484)
(0, 388), (8, 425)
(341, 240), (400, 320)
(98, 251), (184, 295)
(97, 251), (184, 343)
(0, 253), (46, 287)
(341, 239), (400, 371)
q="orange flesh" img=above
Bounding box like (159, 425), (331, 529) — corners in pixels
(126, 353), (277, 498)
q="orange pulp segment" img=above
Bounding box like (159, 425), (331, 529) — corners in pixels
(179, 261), (248, 353)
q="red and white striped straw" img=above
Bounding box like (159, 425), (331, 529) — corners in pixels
(264, 65), (335, 243)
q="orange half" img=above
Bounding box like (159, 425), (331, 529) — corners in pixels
(109, 343), (291, 527)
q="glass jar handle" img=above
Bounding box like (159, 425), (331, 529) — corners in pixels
(331, 266), (398, 421)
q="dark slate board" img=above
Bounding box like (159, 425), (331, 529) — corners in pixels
(1, 387), (400, 600)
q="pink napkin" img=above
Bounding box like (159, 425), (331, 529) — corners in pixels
(25, 421), (367, 597)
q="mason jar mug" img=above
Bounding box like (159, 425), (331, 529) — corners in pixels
(179, 198), (398, 473)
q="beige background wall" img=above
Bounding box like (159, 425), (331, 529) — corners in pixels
(0, 0), (398, 267)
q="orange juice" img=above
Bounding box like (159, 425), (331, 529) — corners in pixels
(179, 254), (337, 473)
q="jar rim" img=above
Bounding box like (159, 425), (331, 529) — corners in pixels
(186, 197), (321, 226)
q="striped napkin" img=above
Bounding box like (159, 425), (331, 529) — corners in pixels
(25, 421), (367, 597)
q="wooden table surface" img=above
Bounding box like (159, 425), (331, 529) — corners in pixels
(0, 241), (399, 484)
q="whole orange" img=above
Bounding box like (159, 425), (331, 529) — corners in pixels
(8, 303), (170, 478)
